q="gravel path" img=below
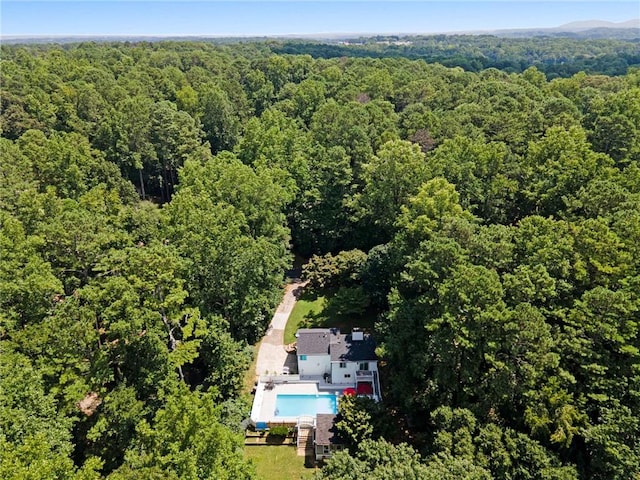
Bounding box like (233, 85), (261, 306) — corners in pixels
(254, 281), (307, 378)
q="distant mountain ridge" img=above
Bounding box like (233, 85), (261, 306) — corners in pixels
(554, 19), (640, 31)
(490, 18), (639, 39)
(1, 19), (639, 43)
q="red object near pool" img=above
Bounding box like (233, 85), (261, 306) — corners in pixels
(342, 387), (356, 396)
(357, 383), (374, 395)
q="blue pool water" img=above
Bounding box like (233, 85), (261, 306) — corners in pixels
(275, 394), (338, 417)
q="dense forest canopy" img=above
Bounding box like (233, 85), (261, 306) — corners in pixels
(1, 36), (639, 479)
(271, 34), (640, 77)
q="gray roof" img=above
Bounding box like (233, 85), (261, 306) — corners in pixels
(296, 329), (331, 355)
(330, 333), (377, 362)
(315, 414), (340, 445)
(297, 328), (377, 362)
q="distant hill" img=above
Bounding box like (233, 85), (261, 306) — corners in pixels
(493, 19), (640, 39)
(2, 19), (639, 44)
(554, 19), (640, 31)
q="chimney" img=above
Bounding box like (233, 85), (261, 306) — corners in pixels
(352, 329), (364, 341)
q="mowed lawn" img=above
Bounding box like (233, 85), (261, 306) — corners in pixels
(284, 292), (377, 345)
(284, 295), (327, 344)
(248, 286), (376, 479)
(245, 446), (318, 479)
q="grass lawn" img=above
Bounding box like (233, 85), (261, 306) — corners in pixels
(284, 295), (327, 344)
(284, 290), (378, 344)
(246, 284), (378, 479)
(245, 445), (318, 480)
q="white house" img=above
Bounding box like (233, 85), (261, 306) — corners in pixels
(296, 328), (379, 398)
(249, 327), (381, 461)
(296, 329), (332, 378)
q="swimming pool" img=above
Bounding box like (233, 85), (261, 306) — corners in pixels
(274, 393), (338, 417)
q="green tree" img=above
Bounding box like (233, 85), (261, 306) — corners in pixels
(583, 403), (640, 480)
(395, 177), (474, 250)
(0, 212), (62, 334)
(117, 387), (254, 480)
(85, 386), (146, 474)
(38, 186), (131, 293)
(316, 439), (434, 480)
(197, 83), (239, 154)
(303, 249), (367, 292)
(166, 152), (290, 342)
(334, 394), (388, 449)
(293, 144), (354, 254)
(427, 137), (519, 223)
(93, 95), (155, 199)
(149, 100), (202, 201)
(355, 140), (429, 244)
(522, 126), (614, 216)
(0, 351), (102, 480)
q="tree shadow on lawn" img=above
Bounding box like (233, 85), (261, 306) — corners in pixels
(298, 287), (377, 333)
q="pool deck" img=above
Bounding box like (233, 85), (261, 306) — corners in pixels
(250, 378), (345, 425)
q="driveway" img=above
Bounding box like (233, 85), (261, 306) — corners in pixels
(254, 281), (307, 378)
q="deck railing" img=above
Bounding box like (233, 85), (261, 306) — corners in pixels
(259, 374), (301, 383)
(297, 415), (315, 428)
(373, 371), (382, 400)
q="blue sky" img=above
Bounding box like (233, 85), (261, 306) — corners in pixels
(2, 1), (638, 36)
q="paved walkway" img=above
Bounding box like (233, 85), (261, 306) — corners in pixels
(254, 281), (307, 378)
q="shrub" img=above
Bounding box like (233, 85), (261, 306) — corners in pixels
(268, 425), (290, 437)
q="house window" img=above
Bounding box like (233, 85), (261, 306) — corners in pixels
(344, 374), (351, 378)
(359, 362), (369, 371)
(323, 445), (330, 454)
(339, 362), (346, 368)
(300, 355), (307, 360)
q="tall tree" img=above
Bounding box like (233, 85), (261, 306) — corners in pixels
(354, 139), (429, 245)
(166, 152), (290, 342)
(114, 386), (254, 480)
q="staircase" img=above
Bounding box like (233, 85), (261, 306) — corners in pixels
(373, 370), (382, 400)
(296, 426), (314, 457)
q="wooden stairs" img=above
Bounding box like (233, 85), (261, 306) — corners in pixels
(296, 426), (313, 457)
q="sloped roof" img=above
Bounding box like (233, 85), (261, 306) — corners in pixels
(297, 328), (377, 362)
(296, 328), (331, 355)
(315, 413), (340, 445)
(330, 333), (377, 362)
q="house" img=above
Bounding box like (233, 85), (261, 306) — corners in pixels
(296, 328), (380, 398)
(249, 327), (381, 458)
(314, 413), (345, 461)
